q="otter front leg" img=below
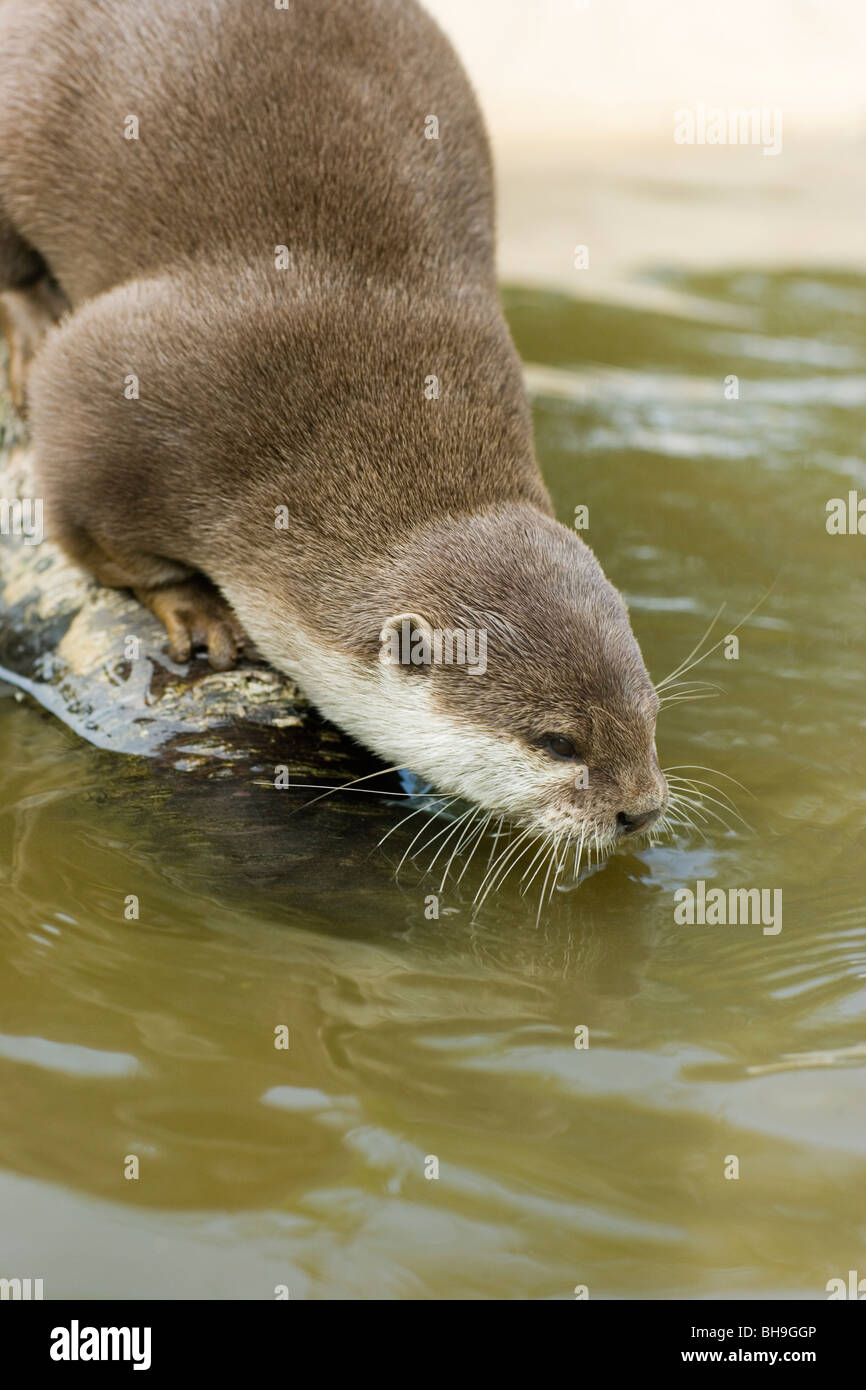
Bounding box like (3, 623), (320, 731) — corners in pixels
(26, 280), (247, 671)
(61, 529), (245, 671)
(134, 577), (245, 671)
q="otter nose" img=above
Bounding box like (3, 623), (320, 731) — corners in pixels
(617, 807), (661, 834)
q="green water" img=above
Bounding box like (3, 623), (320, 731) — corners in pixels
(1, 267), (864, 1299)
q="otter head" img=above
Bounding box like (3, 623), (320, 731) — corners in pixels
(370, 505), (667, 857)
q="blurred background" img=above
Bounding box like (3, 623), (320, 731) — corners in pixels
(428, 0), (866, 288)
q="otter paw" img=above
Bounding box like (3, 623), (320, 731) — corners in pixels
(135, 579), (246, 672)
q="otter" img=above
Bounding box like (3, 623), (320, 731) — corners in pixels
(0, 0), (667, 858)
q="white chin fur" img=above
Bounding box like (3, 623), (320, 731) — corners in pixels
(233, 602), (573, 824)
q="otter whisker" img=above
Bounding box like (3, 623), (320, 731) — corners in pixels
(424, 806), (478, 874)
(395, 800), (469, 876)
(665, 774), (752, 828)
(482, 816), (506, 878)
(657, 678), (722, 696)
(377, 795), (458, 851)
(290, 782), (438, 799)
(492, 833), (543, 900)
(381, 794), (457, 847)
(666, 772), (739, 802)
(288, 764), (406, 814)
(548, 832), (571, 905)
(472, 834), (518, 908)
(535, 835), (561, 927)
(664, 808), (703, 839)
(573, 825), (586, 880)
(663, 764), (755, 798)
(679, 804), (736, 836)
(525, 834), (553, 913)
(666, 789), (751, 835)
(434, 807), (484, 888)
(655, 603), (726, 690)
(656, 583), (775, 692)
(665, 774), (736, 807)
(456, 812), (494, 886)
(658, 698), (719, 711)
(658, 677), (721, 693)
(666, 790), (738, 838)
(667, 783), (739, 822)
(449, 811), (488, 877)
(475, 828), (522, 895)
(657, 788), (696, 838)
(474, 828), (537, 910)
(408, 804), (470, 863)
(666, 789), (716, 828)
(657, 691), (721, 709)
(472, 828), (517, 905)
(662, 794), (708, 842)
(520, 832), (556, 894)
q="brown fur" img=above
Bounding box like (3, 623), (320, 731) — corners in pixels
(0, 0), (666, 834)
(0, 0), (545, 609)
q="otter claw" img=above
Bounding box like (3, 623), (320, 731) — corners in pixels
(135, 579), (245, 671)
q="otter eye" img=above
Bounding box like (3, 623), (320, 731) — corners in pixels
(541, 734), (583, 761)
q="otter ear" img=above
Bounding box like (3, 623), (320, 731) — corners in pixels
(378, 612), (436, 676)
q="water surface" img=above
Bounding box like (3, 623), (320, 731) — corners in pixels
(1, 265), (864, 1299)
